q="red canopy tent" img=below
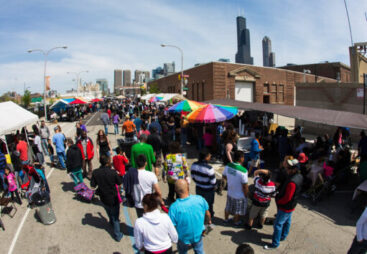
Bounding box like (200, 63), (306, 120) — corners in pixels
(69, 99), (87, 105)
(91, 98), (102, 102)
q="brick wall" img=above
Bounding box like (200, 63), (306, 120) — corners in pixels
(148, 62), (336, 105)
(280, 62), (351, 83)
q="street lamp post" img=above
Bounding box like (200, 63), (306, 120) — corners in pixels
(28, 46), (67, 121)
(67, 70), (89, 96)
(161, 44), (184, 95)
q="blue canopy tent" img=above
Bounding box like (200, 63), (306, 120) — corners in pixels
(50, 98), (75, 113)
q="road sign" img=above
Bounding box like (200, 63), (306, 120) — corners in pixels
(183, 87), (188, 91)
(183, 74), (190, 78)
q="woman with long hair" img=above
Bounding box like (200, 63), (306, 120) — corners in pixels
(96, 129), (112, 159)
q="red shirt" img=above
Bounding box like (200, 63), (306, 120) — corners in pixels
(16, 140), (28, 161)
(107, 109), (112, 118)
(113, 155), (129, 176)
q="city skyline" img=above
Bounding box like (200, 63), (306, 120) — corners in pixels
(0, 0), (366, 94)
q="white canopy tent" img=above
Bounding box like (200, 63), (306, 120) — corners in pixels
(156, 93), (185, 102)
(140, 93), (157, 100)
(0, 101), (39, 136)
(141, 93), (185, 102)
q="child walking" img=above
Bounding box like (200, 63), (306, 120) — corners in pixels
(4, 167), (22, 205)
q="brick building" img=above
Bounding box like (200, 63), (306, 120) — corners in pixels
(148, 62), (336, 105)
(280, 62), (351, 83)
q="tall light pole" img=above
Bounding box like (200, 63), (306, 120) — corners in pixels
(67, 70), (89, 96)
(161, 44), (184, 95)
(27, 46), (67, 121)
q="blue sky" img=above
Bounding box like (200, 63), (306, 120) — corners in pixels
(0, 0), (366, 94)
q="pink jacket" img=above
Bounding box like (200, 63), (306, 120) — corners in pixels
(6, 172), (17, 192)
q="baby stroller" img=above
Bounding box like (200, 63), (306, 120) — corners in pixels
(21, 165), (56, 225)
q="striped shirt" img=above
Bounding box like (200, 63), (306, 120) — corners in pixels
(190, 161), (216, 190)
(252, 176), (276, 207)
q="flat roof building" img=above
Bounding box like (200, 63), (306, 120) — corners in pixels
(148, 62), (336, 105)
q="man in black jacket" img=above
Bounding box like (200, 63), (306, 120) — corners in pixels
(66, 138), (83, 185)
(91, 155), (123, 242)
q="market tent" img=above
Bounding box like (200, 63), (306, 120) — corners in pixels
(91, 98), (103, 102)
(156, 93), (185, 102)
(69, 98), (87, 104)
(141, 94), (157, 100)
(116, 95), (125, 99)
(50, 99), (71, 113)
(0, 101), (39, 135)
(206, 99), (367, 130)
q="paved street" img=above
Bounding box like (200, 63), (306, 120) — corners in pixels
(1, 112), (359, 254)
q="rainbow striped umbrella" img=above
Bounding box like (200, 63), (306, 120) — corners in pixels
(166, 100), (206, 113)
(187, 104), (238, 123)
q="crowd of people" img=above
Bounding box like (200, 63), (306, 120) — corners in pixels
(1, 97), (367, 254)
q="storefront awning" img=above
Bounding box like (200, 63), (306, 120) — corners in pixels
(206, 99), (367, 130)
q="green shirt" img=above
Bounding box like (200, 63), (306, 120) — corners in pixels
(131, 143), (156, 171)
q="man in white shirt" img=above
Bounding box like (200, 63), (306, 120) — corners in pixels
(348, 206), (367, 253)
(222, 151), (249, 226)
(134, 154), (163, 218)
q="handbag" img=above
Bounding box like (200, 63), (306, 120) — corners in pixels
(116, 184), (122, 203)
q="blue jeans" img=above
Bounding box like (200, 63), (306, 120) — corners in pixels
(272, 210), (293, 247)
(57, 151), (66, 169)
(103, 203), (123, 241)
(177, 238), (204, 254)
(104, 124), (108, 135)
(41, 139), (49, 156)
(114, 123), (119, 134)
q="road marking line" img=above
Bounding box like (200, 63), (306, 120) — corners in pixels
(122, 205), (139, 253)
(85, 111), (99, 126)
(8, 208), (31, 254)
(8, 114), (97, 254)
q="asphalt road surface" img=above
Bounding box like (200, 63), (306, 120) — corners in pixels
(1, 112), (359, 254)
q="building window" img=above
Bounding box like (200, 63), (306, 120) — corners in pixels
(191, 82), (195, 100)
(202, 82), (205, 101)
(196, 82), (200, 101)
(264, 83), (270, 94)
(277, 84), (284, 102)
(270, 84), (277, 102)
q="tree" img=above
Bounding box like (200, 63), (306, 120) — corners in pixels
(22, 90), (31, 108)
(149, 83), (160, 94)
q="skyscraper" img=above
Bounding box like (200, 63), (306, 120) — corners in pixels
(96, 79), (109, 94)
(134, 70), (150, 84)
(163, 62), (175, 76)
(123, 70), (131, 87)
(235, 16), (253, 65)
(262, 36), (276, 67)
(114, 69), (122, 94)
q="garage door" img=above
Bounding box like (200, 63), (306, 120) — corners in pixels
(235, 81), (253, 102)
